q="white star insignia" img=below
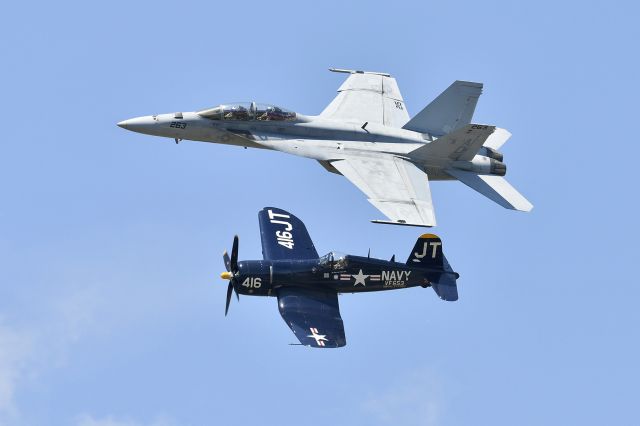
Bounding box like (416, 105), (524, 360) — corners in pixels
(352, 269), (369, 286)
(307, 327), (328, 346)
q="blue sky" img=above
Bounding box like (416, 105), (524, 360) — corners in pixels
(1, 1), (639, 425)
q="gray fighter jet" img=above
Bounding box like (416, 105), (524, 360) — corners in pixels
(118, 69), (532, 227)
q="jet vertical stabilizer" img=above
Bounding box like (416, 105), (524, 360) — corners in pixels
(322, 69), (410, 128)
(403, 81), (483, 136)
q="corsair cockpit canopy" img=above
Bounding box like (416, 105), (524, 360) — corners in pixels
(319, 251), (349, 270)
(197, 102), (296, 121)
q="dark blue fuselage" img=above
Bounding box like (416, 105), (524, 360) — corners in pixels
(235, 255), (452, 297)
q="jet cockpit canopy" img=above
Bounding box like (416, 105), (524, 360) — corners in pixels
(197, 102), (296, 121)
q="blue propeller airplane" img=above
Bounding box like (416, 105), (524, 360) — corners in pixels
(221, 207), (460, 348)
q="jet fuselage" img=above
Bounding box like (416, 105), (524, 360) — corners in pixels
(117, 111), (465, 180)
(117, 73), (531, 228)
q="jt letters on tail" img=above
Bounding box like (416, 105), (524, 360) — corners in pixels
(412, 241), (441, 262)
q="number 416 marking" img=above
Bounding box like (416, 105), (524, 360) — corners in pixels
(242, 277), (262, 288)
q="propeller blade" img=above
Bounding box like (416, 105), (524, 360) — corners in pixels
(223, 251), (231, 272)
(230, 235), (239, 272)
(225, 282), (233, 316)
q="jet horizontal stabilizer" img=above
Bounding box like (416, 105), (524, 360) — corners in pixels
(446, 169), (533, 212)
(410, 124), (497, 162)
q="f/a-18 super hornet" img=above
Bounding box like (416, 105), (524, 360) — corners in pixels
(221, 207), (459, 348)
(118, 69), (532, 227)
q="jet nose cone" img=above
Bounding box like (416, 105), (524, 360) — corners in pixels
(116, 116), (156, 134)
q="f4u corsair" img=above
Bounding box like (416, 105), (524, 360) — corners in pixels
(220, 207), (459, 348)
(118, 69), (532, 227)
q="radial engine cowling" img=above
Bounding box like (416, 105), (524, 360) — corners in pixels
(235, 260), (272, 296)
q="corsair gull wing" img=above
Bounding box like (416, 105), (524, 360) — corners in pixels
(320, 69), (410, 128)
(277, 287), (346, 348)
(330, 156), (436, 227)
(259, 207), (319, 260)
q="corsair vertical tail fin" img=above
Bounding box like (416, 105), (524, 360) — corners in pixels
(407, 234), (444, 268)
(407, 234), (459, 301)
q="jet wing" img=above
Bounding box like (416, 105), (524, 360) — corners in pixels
(320, 69), (410, 128)
(258, 207), (319, 260)
(330, 156), (436, 227)
(277, 287), (346, 348)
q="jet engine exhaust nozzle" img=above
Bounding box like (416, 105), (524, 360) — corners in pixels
(490, 159), (507, 176)
(482, 146), (504, 162)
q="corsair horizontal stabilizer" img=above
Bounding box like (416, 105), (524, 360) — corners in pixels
(446, 169), (533, 211)
(403, 81), (482, 136)
(431, 256), (458, 301)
